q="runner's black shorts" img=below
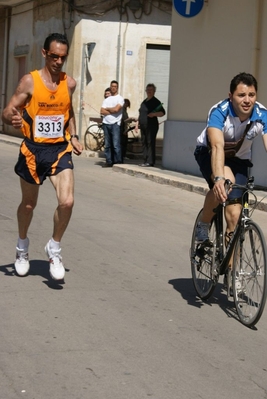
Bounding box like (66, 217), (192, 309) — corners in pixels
(15, 138), (74, 185)
(194, 145), (253, 200)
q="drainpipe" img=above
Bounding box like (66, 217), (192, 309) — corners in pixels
(0, 8), (9, 133)
(120, 22), (128, 95)
(116, 0), (123, 83)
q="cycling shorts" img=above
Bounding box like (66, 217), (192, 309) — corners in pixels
(15, 138), (73, 185)
(194, 145), (253, 200)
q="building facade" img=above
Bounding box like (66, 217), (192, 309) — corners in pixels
(163, 0), (267, 186)
(0, 0), (171, 139)
(2, 0), (267, 186)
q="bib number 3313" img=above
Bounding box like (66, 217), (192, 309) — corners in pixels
(35, 115), (64, 138)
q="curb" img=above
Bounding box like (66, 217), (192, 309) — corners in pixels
(112, 164), (208, 196)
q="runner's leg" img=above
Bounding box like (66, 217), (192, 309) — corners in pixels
(17, 177), (39, 239)
(49, 168), (74, 242)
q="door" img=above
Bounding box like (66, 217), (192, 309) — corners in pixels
(145, 44), (170, 138)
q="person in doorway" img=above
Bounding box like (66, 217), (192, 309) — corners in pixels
(194, 72), (267, 251)
(2, 33), (83, 280)
(138, 83), (165, 167)
(100, 80), (124, 166)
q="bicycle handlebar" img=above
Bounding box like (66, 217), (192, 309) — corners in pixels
(221, 176), (267, 212)
(222, 179), (232, 207)
(226, 177), (267, 193)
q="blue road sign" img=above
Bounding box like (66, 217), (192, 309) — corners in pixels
(173, 0), (204, 18)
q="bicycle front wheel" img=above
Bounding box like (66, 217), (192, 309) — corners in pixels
(232, 221), (267, 328)
(84, 124), (104, 151)
(190, 210), (218, 300)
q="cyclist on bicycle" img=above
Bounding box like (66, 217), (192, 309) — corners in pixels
(194, 72), (267, 246)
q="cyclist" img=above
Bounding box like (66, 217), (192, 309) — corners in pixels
(194, 72), (267, 247)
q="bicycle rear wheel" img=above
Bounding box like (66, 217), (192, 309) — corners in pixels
(232, 221), (267, 327)
(190, 210), (218, 299)
(84, 124), (104, 151)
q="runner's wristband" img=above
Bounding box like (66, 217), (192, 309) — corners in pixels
(70, 135), (79, 140)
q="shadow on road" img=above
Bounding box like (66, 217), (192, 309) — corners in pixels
(168, 277), (205, 308)
(0, 259), (66, 289)
(168, 277), (241, 324)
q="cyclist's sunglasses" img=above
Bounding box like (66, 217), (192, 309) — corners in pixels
(46, 51), (68, 62)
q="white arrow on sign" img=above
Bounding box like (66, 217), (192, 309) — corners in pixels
(182, 0), (196, 15)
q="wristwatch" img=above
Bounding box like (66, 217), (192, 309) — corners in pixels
(213, 176), (225, 183)
(70, 135), (79, 140)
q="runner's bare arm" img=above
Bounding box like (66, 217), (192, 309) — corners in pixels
(69, 105), (83, 155)
(67, 77), (83, 155)
(66, 76), (77, 138)
(2, 74), (33, 126)
(67, 75), (76, 96)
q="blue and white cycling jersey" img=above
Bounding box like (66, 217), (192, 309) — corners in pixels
(196, 99), (267, 159)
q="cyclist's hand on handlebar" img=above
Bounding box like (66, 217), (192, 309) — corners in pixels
(213, 179), (228, 203)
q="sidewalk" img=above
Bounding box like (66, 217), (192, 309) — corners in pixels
(112, 162), (208, 196)
(2, 132), (267, 211)
(111, 162), (267, 213)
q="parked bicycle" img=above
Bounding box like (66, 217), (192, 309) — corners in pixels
(84, 118), (104, 151)
(190, 177), (267, 328)
(84, 118), (139, 152)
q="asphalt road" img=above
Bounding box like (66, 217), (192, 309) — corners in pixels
(1, 141), (267, 399)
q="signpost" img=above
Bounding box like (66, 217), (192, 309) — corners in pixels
(173, 0), (204, 18)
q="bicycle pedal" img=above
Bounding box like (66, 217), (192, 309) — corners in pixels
(197, 240), (213, 248)
(195, 245), (205, 258)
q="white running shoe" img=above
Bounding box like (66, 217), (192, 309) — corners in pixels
(15, 247), (30, 276)
(45, 241), (65, 280)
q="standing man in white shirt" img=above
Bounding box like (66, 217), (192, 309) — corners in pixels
(100, 80), (124, 166)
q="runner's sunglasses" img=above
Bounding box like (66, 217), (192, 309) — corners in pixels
(46, 51), (68, 62)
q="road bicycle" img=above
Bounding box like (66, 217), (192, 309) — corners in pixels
(190, 177), (267, 328)
(84, 119), (139, 152)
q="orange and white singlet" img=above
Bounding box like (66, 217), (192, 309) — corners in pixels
(21, 70), (71, 143)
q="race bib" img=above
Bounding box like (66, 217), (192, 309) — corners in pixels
(34, 115), (64, 138)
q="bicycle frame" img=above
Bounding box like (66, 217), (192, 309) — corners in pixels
(191, 176), (267, 326)
(212, 204), (243, 277)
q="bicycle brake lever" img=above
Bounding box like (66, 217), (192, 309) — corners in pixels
(222, 179), (232, 207)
